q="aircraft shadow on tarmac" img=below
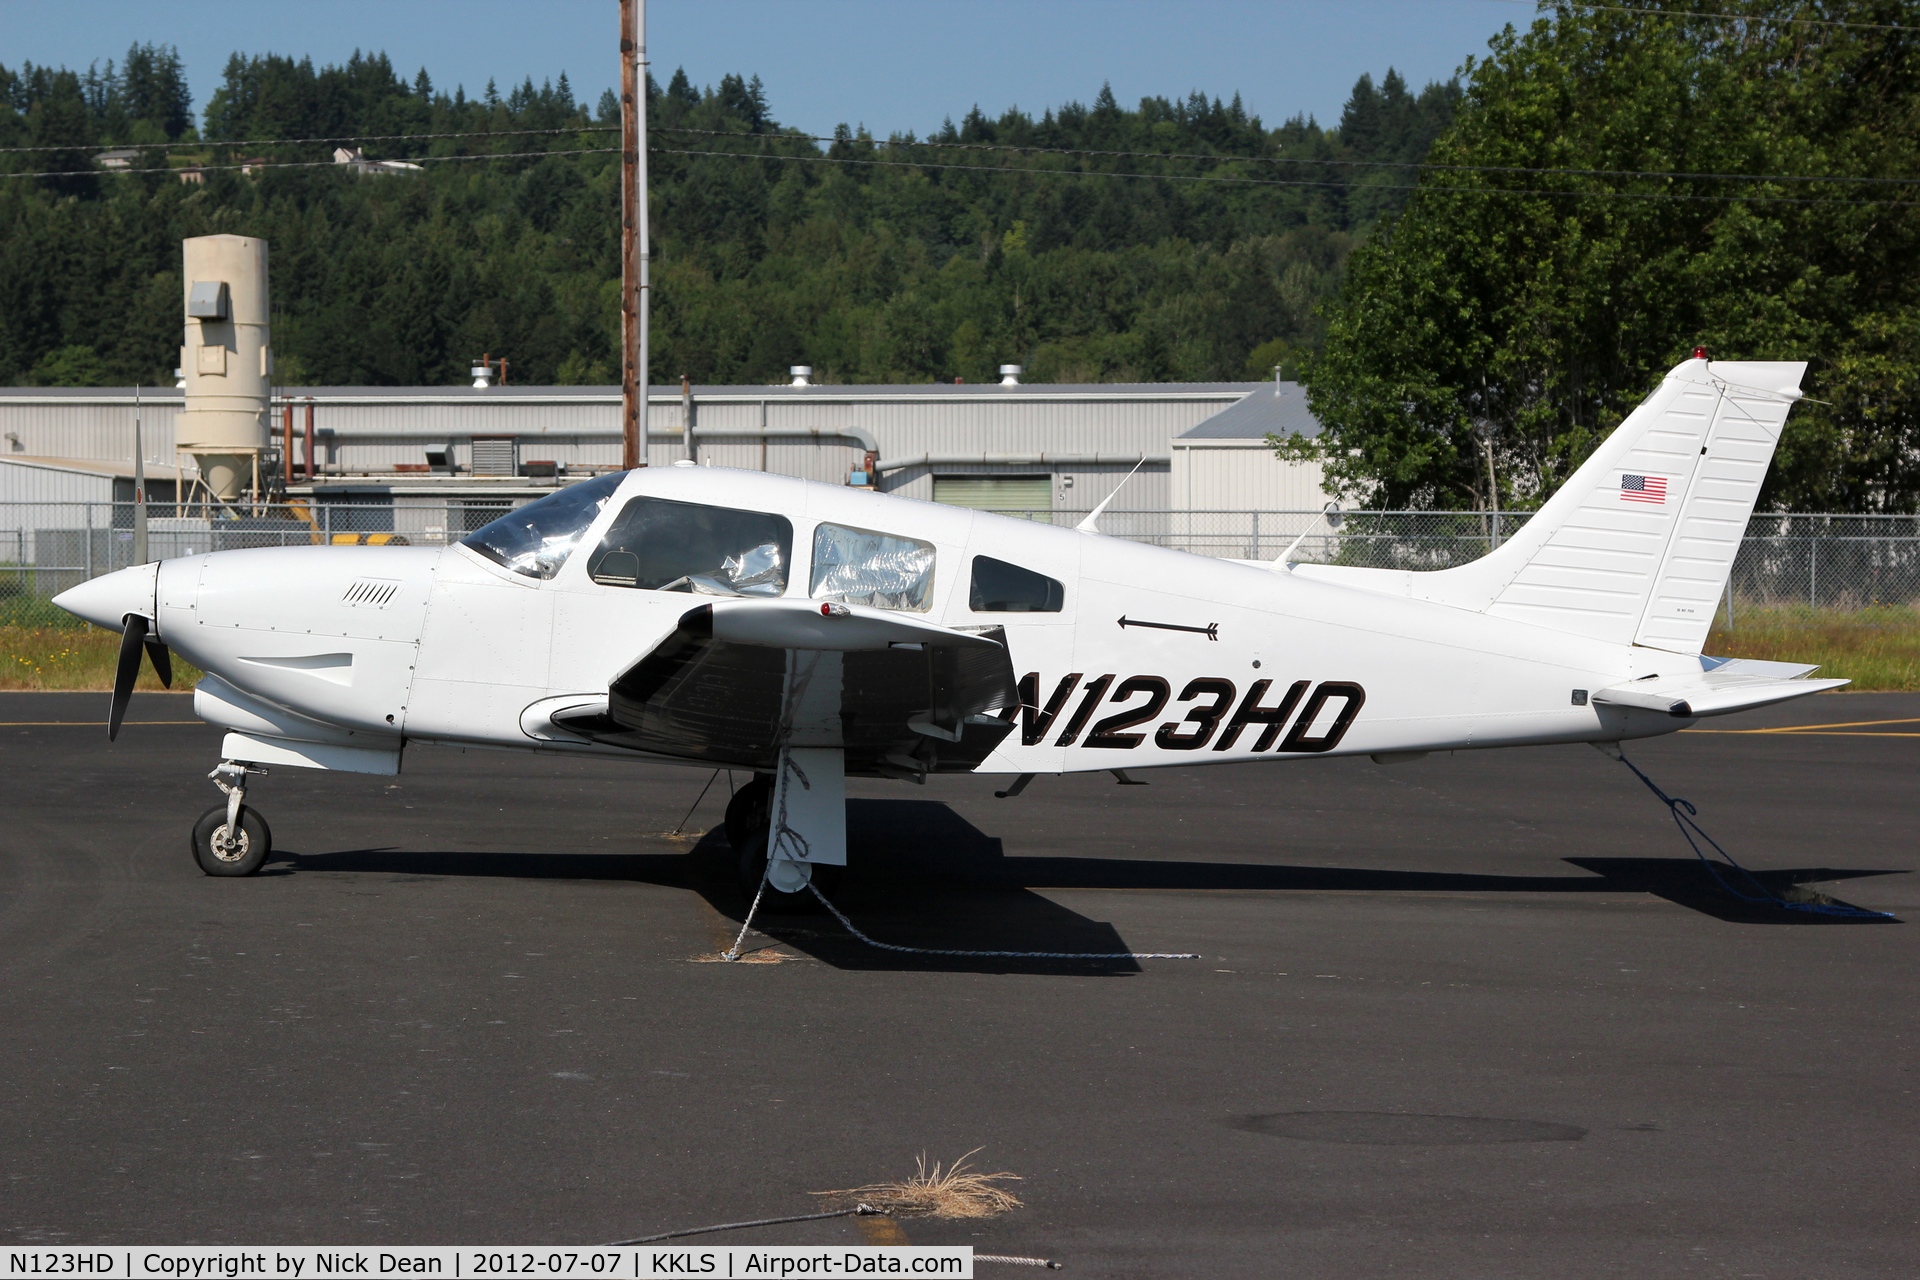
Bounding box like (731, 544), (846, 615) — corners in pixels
(281, 798), (1904, 972)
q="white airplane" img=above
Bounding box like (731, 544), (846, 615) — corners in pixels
(57, 356), (1839, 907)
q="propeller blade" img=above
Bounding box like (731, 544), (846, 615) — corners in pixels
(144, 637), (173, 689)
(109, 614), (147, 742)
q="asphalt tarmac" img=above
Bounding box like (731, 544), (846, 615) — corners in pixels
(2, 689), (1916, 1278)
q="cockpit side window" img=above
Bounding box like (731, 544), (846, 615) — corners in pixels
(810, 523), (936, 612)
(586, 496), (792, 595)
(969, 555), (1064, 612)
(460, 471), (624, 580)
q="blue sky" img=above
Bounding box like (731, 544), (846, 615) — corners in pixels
(4, 0), (1531, 137)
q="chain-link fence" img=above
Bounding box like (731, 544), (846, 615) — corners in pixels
(1002, 509), (1920, 616)
(998, 508), (1538, 567)
(5, 502), (1918, 630)
(0, 500), (454, 626)
(1730, 515), (1920, 612)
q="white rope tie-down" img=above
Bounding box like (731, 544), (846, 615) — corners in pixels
(803, 880), (1200, 961)
(722, 850), (1200, 963)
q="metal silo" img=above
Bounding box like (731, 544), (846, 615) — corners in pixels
(177, 235), (272, 501)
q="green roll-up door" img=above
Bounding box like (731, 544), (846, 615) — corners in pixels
(932, 475), (1053, 521)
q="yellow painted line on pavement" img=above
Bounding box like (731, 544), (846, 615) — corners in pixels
(1685, 729), (1920, 737)
(1717, 716), (1920, 733)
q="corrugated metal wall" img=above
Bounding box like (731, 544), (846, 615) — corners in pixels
(0, 395), (186, 462)
(0, 385), (1255, 513)
(0, 461), (118, 505)
(1172, 440), (1328, 511)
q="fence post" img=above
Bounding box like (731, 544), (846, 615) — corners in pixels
(1723, 576), (1733, 630)
(1809, 539), (1817, 608)
(1251, 510), (1260, 561)
(84, 501), (94, 582)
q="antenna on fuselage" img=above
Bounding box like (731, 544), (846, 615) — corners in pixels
(1075, 457), (1148, 534)
(1273, 501), (1343, 572)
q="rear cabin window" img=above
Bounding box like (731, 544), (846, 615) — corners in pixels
(586, 497), (792, 595)
(969, 555), (1064, 612)
(810, 523), (936, 612)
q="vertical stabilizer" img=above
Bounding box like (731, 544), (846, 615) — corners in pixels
(1627, 363), (1803, 653)
(1294, 358), (1806, 653)
(1464, 359), (1804, 651)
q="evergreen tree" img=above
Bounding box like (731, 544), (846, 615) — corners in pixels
(1300, 4), (1920, 513)
(0, 45), (1471, 480)
(667, 67), (699, 108)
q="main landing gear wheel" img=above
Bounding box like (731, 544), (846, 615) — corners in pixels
(735, 830), (841, 912)
(723, 773), (773, 850)
(191, 804), (272, 877)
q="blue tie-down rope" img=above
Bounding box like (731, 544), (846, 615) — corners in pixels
(1605, 745), (1894, 920)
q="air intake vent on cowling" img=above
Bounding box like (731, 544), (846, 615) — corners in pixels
(341, 578), (401, 609)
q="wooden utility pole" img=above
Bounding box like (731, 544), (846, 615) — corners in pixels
(619, 0), (649, 469)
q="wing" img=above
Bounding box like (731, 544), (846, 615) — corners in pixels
(552, 599), (1019, 777)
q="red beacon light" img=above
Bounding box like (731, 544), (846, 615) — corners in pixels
(1693, 346), (1709, 359)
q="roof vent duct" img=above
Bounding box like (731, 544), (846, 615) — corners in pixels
(999, 364), (1022, 386)
(789, 365), (813, 387)
(187, 280), (230, 320)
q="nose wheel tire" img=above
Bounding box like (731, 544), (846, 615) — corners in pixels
(191, 803), (272, 877)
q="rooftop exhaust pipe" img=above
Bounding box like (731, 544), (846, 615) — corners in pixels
(789, 365), (813, 387)
(999, 364), (1022, 386)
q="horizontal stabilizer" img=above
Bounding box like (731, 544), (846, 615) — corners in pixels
(1592, 658), (1847, 719)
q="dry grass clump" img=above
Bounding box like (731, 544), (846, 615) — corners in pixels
(815, 1148), (1023, 1219)
(689, 947), (792, 964)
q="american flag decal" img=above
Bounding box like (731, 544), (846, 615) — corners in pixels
(1620, 473), (1668, 504)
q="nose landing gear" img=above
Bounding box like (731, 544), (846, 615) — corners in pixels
(192, 760), (272, 877)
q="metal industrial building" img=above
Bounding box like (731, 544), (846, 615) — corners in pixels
(0, 378), (1326, 543)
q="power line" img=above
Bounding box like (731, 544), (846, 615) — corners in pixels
(0, 147), (615, 180)
(1480, 0), (1919, 32)
(0, 125), (613, 155)
(657, 125), (1920, 188)
(0, 4), (1904, 161)
(5, 138), (1912, 207)
(657, 145), (1917, 206)
(13, 119), (1911, 190)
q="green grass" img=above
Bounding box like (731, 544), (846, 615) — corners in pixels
(1706, 605), (1920, 691)
(2, 592), (1915, 693)
(0, 576), (203, 690)
(0, 622), (203, 692)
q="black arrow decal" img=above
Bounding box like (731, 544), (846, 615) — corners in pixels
(1118, 615), (1219, 641)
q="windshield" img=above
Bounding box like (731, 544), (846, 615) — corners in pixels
(460, 471), (624, 579)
